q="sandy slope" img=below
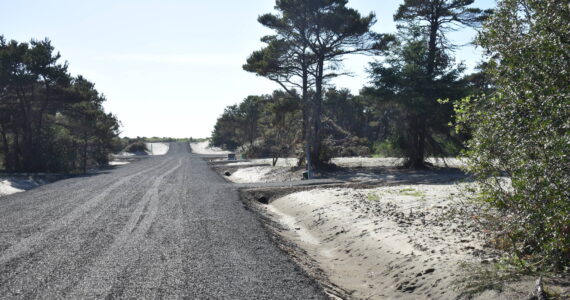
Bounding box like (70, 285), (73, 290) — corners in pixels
(331, 157), (465, 168)
(145, 142), (169, 155)
(263, 183), (501, 299)
(226, 158), (299, 167)
(0, 177), (47, 197)
(225, 157), (465, 184)
(0, 180), (24, 196)
(227, 157), (462, 169)
(228, 166), (304, 183)
(189, 141), (231, 155)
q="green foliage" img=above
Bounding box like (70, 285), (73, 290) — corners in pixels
(454, 261), (522, 297)
(397, 188), (425, 198)
(372, 139), (402, 157)
(323, 88), (369, 138)
(367, 193), (380, 201)
(245, 0), (389, 168)
(365, 24), (467, 167)
(455, 0), (570, 270)
(211, 96), (265, 153)
(258, 91), (302, 165)
(0, 37), (119, 173)
(362, 0), (489, 168)
(124, 141), (148, 154)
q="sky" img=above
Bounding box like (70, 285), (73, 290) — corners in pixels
(0, 0), (496, 138)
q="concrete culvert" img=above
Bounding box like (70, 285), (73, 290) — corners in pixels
(257, 196), (269, 205)
(224, 171), (231, 176)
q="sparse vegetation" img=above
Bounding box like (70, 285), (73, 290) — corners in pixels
(366, 192), (380, 201)
(397, 188), (426, 198)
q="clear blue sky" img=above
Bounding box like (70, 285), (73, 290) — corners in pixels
(0, 0), (495, 138)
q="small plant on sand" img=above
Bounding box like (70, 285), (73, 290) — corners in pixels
(397, 188), (426, 198)
(454, 261), (522, 297)
(367, 192), (380, 201)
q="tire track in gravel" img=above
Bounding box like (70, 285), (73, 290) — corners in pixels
(68, 158), (184, 298)
(104, 157), (190, 298)
(0, 158), (180, 297)
(0, 158), (174, 267)
(0, 142), (327, 299)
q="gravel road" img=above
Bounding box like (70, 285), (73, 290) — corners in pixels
(0, 142), (326, 299)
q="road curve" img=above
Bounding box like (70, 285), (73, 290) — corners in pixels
(0, 142), (326, 299)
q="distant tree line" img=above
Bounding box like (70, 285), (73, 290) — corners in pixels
(112, 137), (190, 155)
(139, 137), (189, 143)
(0, 36), (120, 173)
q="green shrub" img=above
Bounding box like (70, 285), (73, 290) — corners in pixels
(455, 0), (570, 270)
(372, 139), (402, 157)
(124, 141), (148, 154)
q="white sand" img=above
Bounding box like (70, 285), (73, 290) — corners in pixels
(0, 177), (46, 197)
(226, 157), (461, 168)
(228, 167), (273, 183)
(226, 165), (466, 185)
(116, 152), (135, 156)
(190, 141), (231, 155)
(227, 166), (303, 183)
(224, 157), (465, 184)
(331, 157), (465, 168)
(265, 183), (497, 299)
(0, 180), (24, 196)
(226, 158), (298, 167)
(145, 142), (169, 155)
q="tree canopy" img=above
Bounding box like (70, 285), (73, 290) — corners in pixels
(0, 37), (120, 173)
(244, 0), (390, 169)
(363, 0), (488, 168)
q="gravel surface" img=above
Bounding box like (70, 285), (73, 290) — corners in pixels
(0, 142), (326, 299)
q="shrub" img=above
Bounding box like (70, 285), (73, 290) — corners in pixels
(372, 139), (402, 157)
(455, 0), (570, 270)
(124, 141), (148, 154)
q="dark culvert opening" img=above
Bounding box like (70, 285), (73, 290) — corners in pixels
(257, 196), (269, 205)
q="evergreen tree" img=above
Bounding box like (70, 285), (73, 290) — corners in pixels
(365, 25), (466, 166)
(366, 0), (488, 168)
(0, 37), (120, 173)
(245, 0), (390, 168)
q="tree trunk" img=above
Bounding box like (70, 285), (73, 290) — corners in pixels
(310, 56), (325, 169)
(14, 131), (21, 171)
(404, 117), (427, 169)
(0, 124), (10, 171)
(301, 49), (312, 178)
(426, 8), (440, 77)
(34, 82), (51, 170)
(82, 137), (88, 174)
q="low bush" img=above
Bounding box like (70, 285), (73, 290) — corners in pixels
(124, 141), (148, 154)
(455, 0), (570, 271)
